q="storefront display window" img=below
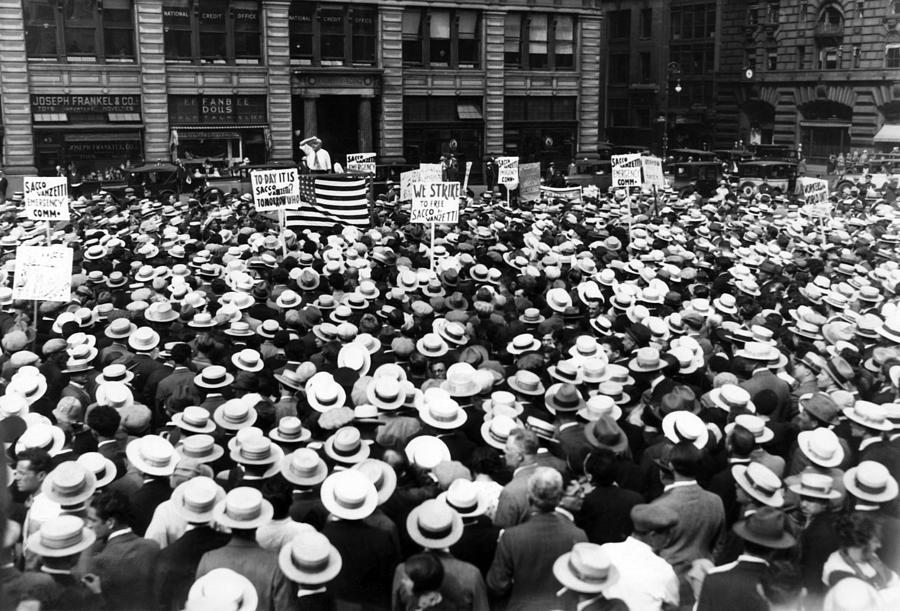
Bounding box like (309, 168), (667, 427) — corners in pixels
(504, 96), (577, 167)
(288, 3), (377, 66)
(168, 95), (269, 165)
(403, 96), (484, 176)
(25, 0), (135, 63)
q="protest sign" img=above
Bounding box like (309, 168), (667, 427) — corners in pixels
(540, 185), (583, 203)
(23, 177), (70, 221)
(641, 156), (666, 189)
(250, 168), (300, 211)
(346, 153), (376, 174)
(419, 163), (443, 184)
(518, 162), (542, 202)
(411, 182), (461, 224)
(463, 161), (473, 193)
(400, 169), (421, 202)
(611, 154), (642, 188)
(12, 246), (73, 302)
(497, 156), (519, 187)
(797, 177), (829, 205)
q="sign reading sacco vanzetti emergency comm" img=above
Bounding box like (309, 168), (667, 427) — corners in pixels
(24, 177), (70, 221)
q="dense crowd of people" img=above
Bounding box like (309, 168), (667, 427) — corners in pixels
(0, 168), (899, 611)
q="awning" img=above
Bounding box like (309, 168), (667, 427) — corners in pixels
(799, 120), (851, 128)
(178, 131), (240, 140)
(33, 123), (144, 131)
(174, 124), (269, 131)
(874, 124), (900, 144)
(457, 104), (483, 120)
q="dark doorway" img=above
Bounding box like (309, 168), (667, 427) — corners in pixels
(317, 95), (359, 170)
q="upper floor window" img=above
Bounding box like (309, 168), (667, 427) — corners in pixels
(402, 8), (480, 69)
(504, 13), (575, 70)
(25, 0), (135, 63)
(163, 0), (261, 64)
(640, 9), (652, 38)
(671, 3), (717, 41)
(887, 45), (900, 69)
(289, 3), (377, 66)
(608, 10), (630, 40)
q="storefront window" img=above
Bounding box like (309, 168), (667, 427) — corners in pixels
(163, 0), (261, 64)
(25, 0), (135, 63)
(403, 8), (480, 69)
(403, 96), (484, 174)
(504, 96), (577, 168)
(504, 13), (576, 70)
(288, 3), (377, 66)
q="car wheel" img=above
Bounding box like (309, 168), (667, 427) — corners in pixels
(740, 182), (756, 197)
(757, 183), (771, 194)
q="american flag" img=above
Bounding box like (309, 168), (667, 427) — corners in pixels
(284, 174), (371, 229)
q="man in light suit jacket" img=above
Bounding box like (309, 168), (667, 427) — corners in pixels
(82, 489), (161, 611)
(646, 442), (725, 606)
(487, 467), (588, 611)
(494, 428), (566, 528)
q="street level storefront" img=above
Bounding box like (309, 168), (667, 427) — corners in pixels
(31, 94), (143, 176)
(402, 96), (483, 177)
(168, 95), (270, 169)
(503, 96), (577, 168)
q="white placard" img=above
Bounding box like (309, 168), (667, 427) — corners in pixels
(797, 177), (829, 205)
(400, 169), (421, 202)
(518, 162), (542, 202)
(641, 156), (666, 189)
(611, 154), (643, 187)
(12, 246), (73, 302)
(419, 163), (443, 184)
(540, 185), (583, 203)
(250, 168), (301, 211)
(411, 182), (461, 224)
(24, 177), (70, 221)
(497, 156), (519, 186)
(346, 152), (376, 174)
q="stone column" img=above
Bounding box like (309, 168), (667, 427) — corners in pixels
(358, 95), (373, 152)
(577, 10), (603, 159)
(303, 95), (318, 137)
(379, 6), (403, 163)
(263, 1), (293, 160)
(483, 11), (506, 157)
(0, 0), (36, 182)
(135, 0), (170, 162)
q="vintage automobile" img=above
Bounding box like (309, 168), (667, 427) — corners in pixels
(736, 160), (798, 196)
(565, 158), (613, 192)
(666, 161), (724, 197)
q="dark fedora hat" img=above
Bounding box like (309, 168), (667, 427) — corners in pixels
(732, 506), (796, 549)
(584, 415), (629, 453)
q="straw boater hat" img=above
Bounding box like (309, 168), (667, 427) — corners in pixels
(725, 414), (774, 444)
(269, 416), (312, 445)
(732, 462), (784, 507)
(506, 370), (545, 396)
(320, 469), (379, 520)
(15, 423), (65, 456)
(548, 359), (584, 386)
(170, 476), (227, 524)
(843, 461), (899, 504)
(279, 531), (342, 586)
(95, 364), (134, 386)
(306, 374), (347, 412)
(213, 487), (274, 530)
(406, 499), (464, 549)
(507, 333), (541, 355)
(280, 448), (329, 487)
(416, 333), (449, 358)
(553, 543), (619, 594)
(231, 349), (264, 373)
(797, 427), (845, 468)
(172, 406), (217, 435)
(366, 377), (405, 411)
(628, 347), (667, 373)
(440, 363), (482, 397)
(842, 401), (894, 432)
(709, 384), (755, 413)
(323, 426), (370, 465)
(194, 365), (235, 389)
(26, 515), (96, 558)
(213, 398), (258, 431)
(76, 452), (117, 488)
(578, 395), (622, 422)
(126, 435), (178, 477)
(41, 462), (97, 506)
(661, 411), (709, 449)
(187, 568), (258, 611)
(177, 434), (225, 464)
(481, 415), (520, 450)
(230, 436), (284, 470)
(419, 388), (468, 430)
(438, 479), (487, 518)
(788, 472), (841, 501)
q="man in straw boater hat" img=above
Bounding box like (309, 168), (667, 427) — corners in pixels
(551, 542), (628, 610)
(21, 515), (104, 610)
(320, 469), (400, 609)
(393, 498), (489, 609)
(695, 507), (796, 611)
(125, 434), (178, 537)
(487, 467), (588, 610)
(155, 476), (230, 611)
(196, 486), (295, 611)
(278, 530), (343, 608)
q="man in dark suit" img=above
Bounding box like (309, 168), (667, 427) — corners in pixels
(487, 467), (588, 611)
(82, 489), (160, 611)
(125, 436), (177, 536)
(445, 480), (500, 576)
(86, 405), (127, 478)
(153, 343), (200, 416)
(696, 507), (796, 611)
(155, 476), (231, 611)
(576, 448), (644, 544)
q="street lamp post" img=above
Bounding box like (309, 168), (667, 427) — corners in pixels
(662, 62), (682, 161)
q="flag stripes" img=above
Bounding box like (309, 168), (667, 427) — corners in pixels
(284, 174), (370, 229)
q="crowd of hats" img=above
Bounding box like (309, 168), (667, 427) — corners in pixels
(2, 175), (900, 609)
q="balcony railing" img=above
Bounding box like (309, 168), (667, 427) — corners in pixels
(814, 21), (844, 40)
